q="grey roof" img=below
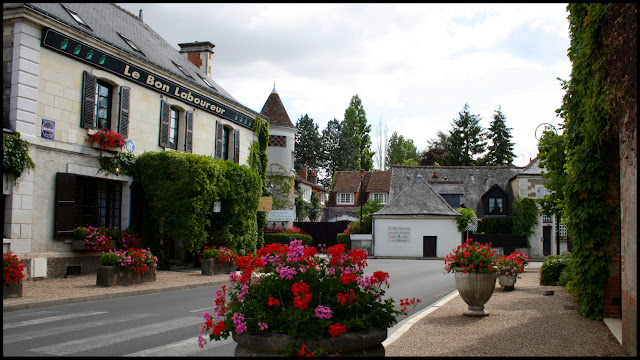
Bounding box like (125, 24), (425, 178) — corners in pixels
(430, 181), (464, 195)
(389, 165), (524, 217)
(374, 173), (461, 217)
(10, 3), (260, 118)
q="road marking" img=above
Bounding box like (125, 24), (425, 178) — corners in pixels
(3, 313), (152, 345)
(30, 316), (202, 356)
(383, 290), (459, 347)
(2, 311), (108, 330)
(189, 306), (213, 313)
(125, 336), (233, 356)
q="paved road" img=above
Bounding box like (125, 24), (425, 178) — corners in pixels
(2, 259), (455, 356)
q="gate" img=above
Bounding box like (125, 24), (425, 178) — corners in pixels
(294, 221), (351, 247)
(471, 234), (528, 256)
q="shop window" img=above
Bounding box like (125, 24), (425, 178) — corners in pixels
(54, 173), (121, 239)
(159, 100), (193, 152)
(337, 193), (354, 205)
(215, 121), (239, 163)
(80, 71), (130, 135)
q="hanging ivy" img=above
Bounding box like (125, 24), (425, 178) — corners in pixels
(512, 197), (539, 247)
(3, 132), (36, 189)
(97, 152), (137, 177)
(454, 207), (477, 233)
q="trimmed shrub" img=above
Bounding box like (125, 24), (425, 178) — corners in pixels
(539, 254), (572, 285)
(264, 233), (313, 246)
(558, 255), (577, 288)
(100, 252), (119, 266)
(476, 218), (512, 234)
(336, 233), (351, 250)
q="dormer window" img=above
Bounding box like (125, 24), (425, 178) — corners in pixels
(61, 5), (91, 30)
(337, 193), (354, 205)
(172, 61), (194, 79)
(118, 33), (144, 55)
(482, 184), (509, 216)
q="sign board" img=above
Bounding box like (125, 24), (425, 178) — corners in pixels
(213, 201), (221, 213)
(465, 217), (478, 231)
(258, 197), (273, 212)
(125, 138), (136, 153)
(267, 210), (295, 222)
(388, 226), (411, 242)
(41, 119), (55, 140)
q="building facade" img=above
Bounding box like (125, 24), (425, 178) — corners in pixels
(3, 3), (261, 278)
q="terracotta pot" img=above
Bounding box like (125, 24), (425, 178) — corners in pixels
(498, 274), (517, 291)
(454, 267), (497, 316)
(3, 279), (23, 299)
(232, 327), (387, 356)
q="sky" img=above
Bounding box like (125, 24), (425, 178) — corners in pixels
(118, 3), (571, 168)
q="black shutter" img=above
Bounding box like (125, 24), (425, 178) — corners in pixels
(159, 100), (170, 147)
(185, 111), (194, 153)
(55, 172), (76, 239)
(233, 129), (240, 163)
(118, 86), (131, 138)
(81, 71), (96, 129)
(215, 121), (223, 159)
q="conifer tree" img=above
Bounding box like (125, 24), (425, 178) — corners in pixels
(340, 95), (374, 171)
(294, 114), (322, 171)
(481, 106), (516, 166)
(445, 103), (486, 165)
(320, 118), (341, 188)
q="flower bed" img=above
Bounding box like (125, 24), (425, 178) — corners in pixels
(198, 240), (419, 356)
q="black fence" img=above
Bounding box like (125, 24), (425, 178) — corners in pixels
(294, 221), (351, 248)
(470, 234), (528, 256)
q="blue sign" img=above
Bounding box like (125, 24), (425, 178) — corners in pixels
(125, 138), (136, 153)
(41, 119), (55, 140)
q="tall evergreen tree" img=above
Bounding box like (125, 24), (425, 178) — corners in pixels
(481, 106), (516, 166)
(340, 95), (374, 171)
(294, 114), (322, 171)
(385, 131), (419, 168)
(445, 103), (487, 165)
(320, 118), (341, 188)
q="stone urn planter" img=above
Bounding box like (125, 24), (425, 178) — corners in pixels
(201, 259), (235, 276)
(232, 327), (387, 356)
(96, 265), (157, 287)
(498, 274), (517, 291)
(3, 279), (23, 299)
(454, 267), (497, 316)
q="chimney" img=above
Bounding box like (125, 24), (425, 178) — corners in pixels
(309, 170), (318, 185)
(178, 41), (215, 78)
(432, 171), (438, 180)
(138, 9), (143, 22)
(299, 164), (308, 180)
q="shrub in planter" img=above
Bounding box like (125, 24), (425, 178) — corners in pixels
(97, 248), (158, 287)
(200, 246), (237, 275)
(3, 252), (25, 298)
(100, 252), (119, 266)
(539, 254), (571, 285)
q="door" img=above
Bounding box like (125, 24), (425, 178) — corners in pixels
(423, 236), (437, 257)
(543, 226), (551, 256)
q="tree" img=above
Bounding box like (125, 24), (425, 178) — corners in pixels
(420, 131), (451, 166)
(294, 194), (310, 222)
(445, 103), (487, 166)
(537, 128), (566, 217)
(340, 95), (374, 171)
(294, 114), (322, 171)
(308, 190), (322, 222)
(385, 131), (419, 168)
(320, 118), (341, 189)
(481, 106), (516, 166)
(375, 117), (388, 170)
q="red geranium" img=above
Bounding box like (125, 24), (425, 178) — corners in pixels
(3, 252), (25, 283)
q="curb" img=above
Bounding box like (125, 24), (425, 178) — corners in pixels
(3, 280), (228, 312)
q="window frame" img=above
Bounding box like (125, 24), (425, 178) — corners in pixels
(488, 197), (504, 214)
(94, 79), (112, 130)
(169, 106), (179, 150)
(336, 193), (354, 205)
(61, 4), (92, 30)
(369, 192), (388, 204)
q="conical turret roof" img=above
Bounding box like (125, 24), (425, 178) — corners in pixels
(260, 85), (294, 127)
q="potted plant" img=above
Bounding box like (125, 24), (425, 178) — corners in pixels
(200, 246), (236, 276)
(85, 128), (127, 151)
(444, 238), (498, 316)
(197, 240), (420, 356)
(96, 248), (158, 287)
(3, 252), (26, 298)
(495, 251), (530, 291)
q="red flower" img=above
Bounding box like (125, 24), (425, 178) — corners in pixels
(339, 272), (357, 285)
(328, 323), (347, 338)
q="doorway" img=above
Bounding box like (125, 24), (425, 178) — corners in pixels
(423, 236), (437, 257)
(543, 226), (551, 256)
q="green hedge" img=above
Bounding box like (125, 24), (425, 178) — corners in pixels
(539, 254), (572, 286)
(263, 233), (313, 247)
(476, 218), (512, 234)
(336, 233), (351, 250)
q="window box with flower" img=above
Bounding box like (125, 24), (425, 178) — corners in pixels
(444, 239), (498, 316)
(200, 246), (237, 276)
(3, 252), (26, 298)
(96, 248), (158, 287)
(85, 129), (127, 152)
(197, 240), (420, 356)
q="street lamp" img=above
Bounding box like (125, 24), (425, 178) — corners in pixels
(360, 168), (365, 230)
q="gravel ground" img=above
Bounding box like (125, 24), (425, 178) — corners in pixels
(384, 267), (629, 357)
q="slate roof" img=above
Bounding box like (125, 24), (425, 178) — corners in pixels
(6, 3), (260, 118)
(373, 173), (460, 217)
(260, 86), (294, 127)
(331, 171), (390, 194)
(389, 165), (524, 217)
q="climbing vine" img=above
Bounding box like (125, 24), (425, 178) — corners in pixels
(512, 197), (539, 246)
(3, 132), (36, 189)
(248, 116), (270, 248)
(454, 207), (477, 233)
(97, 151), (137, 177)
(556, 3), (626, 320)
(266, 163), (295, 210)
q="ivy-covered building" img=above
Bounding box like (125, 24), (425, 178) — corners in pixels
(3, 3), (263, 278)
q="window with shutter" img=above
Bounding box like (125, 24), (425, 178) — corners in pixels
(233, 129), (240, 163)
(54, 172), (76, 239)
(215, 121), (223, 159)
(159, 100), (171, 147)
(185, 111), (194, 153)
(118, 86), (131, 137)
(81, 71), (97, 129)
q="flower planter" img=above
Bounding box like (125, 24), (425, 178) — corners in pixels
(72, 239), (117, 252)
(3, 279), (23, 299)
(498, 274), (517, 291)
(454, 267), (497, 316)
(201, 259), (235, 276)
(232, 327), (387, 356)
(96, 265), (157, 287)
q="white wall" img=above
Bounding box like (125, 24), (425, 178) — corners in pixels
(373, 216), (460, 257)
